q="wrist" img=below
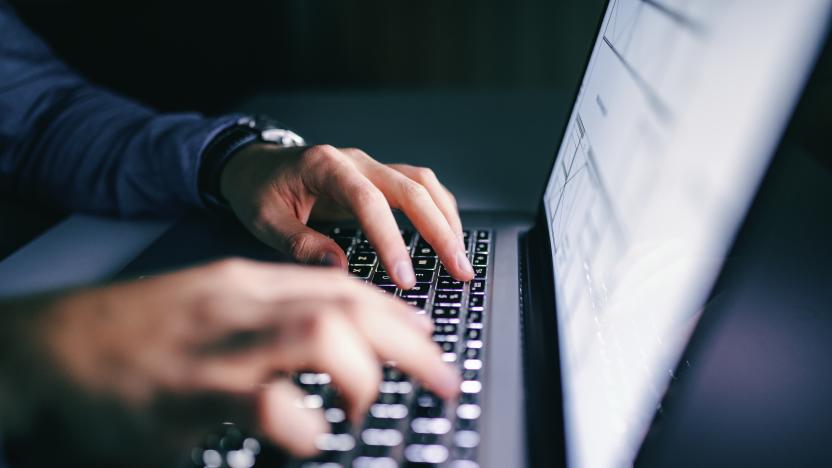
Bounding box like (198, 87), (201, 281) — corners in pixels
(199, 116), (305, 210)
(218, 143), (277, 204)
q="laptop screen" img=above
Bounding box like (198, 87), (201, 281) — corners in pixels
(543, 1), (830, 467)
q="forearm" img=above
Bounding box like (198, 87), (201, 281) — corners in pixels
(0, 2), (239, 216)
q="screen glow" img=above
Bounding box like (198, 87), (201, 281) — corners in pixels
(543, 1), (830, 466)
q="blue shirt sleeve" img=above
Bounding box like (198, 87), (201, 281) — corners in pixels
(0, 1), (242, 217)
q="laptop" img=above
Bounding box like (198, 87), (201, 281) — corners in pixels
(119, 1), (832, 467)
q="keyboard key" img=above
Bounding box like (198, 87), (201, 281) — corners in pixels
(442, 352), (458, 363)
(349, 265), (373, 279)
(410, 417), (452, 435)
(412, 245), (436, 257)
(456, 404), (482, 420)
(412, 257), (438, 270)
(463, 359), (483, 371)
(438, 341), (456, 353)
(434, 323), (457, 335)
(353, 456), (397, 468)
(438, 267), (452, 278)
(470, 280), (485, 294)
(468, 294), (484, 309)
(472, 254), (488, 266)
(462, 369), (480, 381)
(413, 392), (444, 418)
(300, 462), (342, 468)
(383, 367), (406, 382)
(432, 333), (458, 343)
(377, 392), (404, 405)
(378, 285), (397, 295)
(361, 428), (403, 447)
(454, 431), (480, 448)
(467, 311), (482, 324)
(466, 328), (482, 341)
(404, 444), (449, 464)
(298, 372), (332, 386)
(370, 404), (408, 420)
(434, 292), (462, 305)
(372, 272), (395, 286)
(413, 269), (434, 283)
(450, 460), (480, 468)
(436, 278), (464, 291)
(350, 253), (377, 266)
(400, 283), (431, 298)
(433, 307), (459, 319)
(460, 380), (482, 394)
(404, 298), (427, 310)
(401, 229), (416, 245)
(474, 242), (489, 254)
(476, 231), (490, 241)
(315, 433), (355, 452)
(463, 347), (480, 360)
(325, 407), (346, 424)
(379, 381), (413, 395)
(473, 266), (487, 279)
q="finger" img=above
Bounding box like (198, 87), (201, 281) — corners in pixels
(365, 164), (474, 282)
(189, 260), (431, 337)
(306, 310), (381, 421)
(257, 378), (328, 458)
(389, 164), (464, 244)
(302, 146), (416, 289)
(193, 304), (380, 421)
(346, 299), (461, 400)
(248, 207), (348, 268)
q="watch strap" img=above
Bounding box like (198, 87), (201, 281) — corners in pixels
(198, 125), (260, 209)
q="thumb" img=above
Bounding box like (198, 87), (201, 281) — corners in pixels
(252, 212), (348, 268)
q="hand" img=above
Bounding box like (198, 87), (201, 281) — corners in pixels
(220, 144), (475, 289)
(0, 259), (459, 467)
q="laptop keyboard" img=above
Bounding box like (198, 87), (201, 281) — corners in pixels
(191, 228), (492, 468)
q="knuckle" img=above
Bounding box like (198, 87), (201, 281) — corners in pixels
(400, 179), (430, 203)
(344, 147), (370, 159)
(413, 166), (437, 183)
(303, 144), (342, 167)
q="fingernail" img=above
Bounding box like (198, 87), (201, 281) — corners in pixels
(394, 260), (416, 289)
(456, 251), (474, 277)
(320, 251), (341, 267)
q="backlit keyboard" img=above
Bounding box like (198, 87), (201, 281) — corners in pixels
(190, 228), (492, 468)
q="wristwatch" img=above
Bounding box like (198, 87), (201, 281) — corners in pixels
(199, 115), (306, 209)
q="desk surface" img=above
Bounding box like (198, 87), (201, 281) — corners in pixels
(0, 90), (568, 297)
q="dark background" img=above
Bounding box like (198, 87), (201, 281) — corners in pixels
(1, 0), (605, 259)
(9, 0), (604, 113)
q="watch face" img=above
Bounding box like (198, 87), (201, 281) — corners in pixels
(238, 116), (306, 147)
(260, 128), (305, 147)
